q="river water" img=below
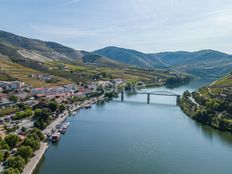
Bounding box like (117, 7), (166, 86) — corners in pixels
(35, 79), (232, 174)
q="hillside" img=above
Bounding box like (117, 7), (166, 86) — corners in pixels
(82, 54), (128, 68)
(0, 30), (125, 68)
(0, 57), (71, 87)
(94, 47), (232, 77)
(0, 30), (84, 63)
(180, 72), (232, 133)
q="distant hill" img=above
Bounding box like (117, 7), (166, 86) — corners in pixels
(94, 46), (167, 68)
(94, 47), (232, 77)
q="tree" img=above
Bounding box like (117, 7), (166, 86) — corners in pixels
(0, 137), (4, 149)
(59, 104), (66, 112)
(3, 151), (10, 161)
(34, 108), (52, 130)
(8, 95), (18, 103)
(4, 134), (20, 149)
(24, 109), (33, 117)
(7, 156), (26, 172)
(16, 146), (33, 162)
(0, 151), (3, 162)
(14, 111), (24, 120)
(2, 168), (20, 174)
(22, 137), (40, 151)
(183, 90), (191, 97)
(29, 128), (45, 141)
(48, 101), (58, 112)
(2, 144), (10, 151)
(34, 108), (51, 121)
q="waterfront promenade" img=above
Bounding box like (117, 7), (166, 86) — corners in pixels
(22, 98), (98, 174)
(22, 103), (81, 174)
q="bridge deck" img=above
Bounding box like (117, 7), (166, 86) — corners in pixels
(134, 92), (179, 96)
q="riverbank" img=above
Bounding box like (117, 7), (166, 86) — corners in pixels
(22, 97), (100, 174)
(22, 143), (48, 174)
(179, 93), (232, 134)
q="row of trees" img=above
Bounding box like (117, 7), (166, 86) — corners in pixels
(0, 129), (44, 174)
(13, 109), (33, 120)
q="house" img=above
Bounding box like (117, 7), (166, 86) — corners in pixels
(31, 87), (46, 95)
(0, 93), (8, 103)
(29, 74), (53, 81)
(112, 79), (124, 86)
(0, 81), (23, 92)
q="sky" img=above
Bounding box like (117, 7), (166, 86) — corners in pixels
(0, 0), (232, 53)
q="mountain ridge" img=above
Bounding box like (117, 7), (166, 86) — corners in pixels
(94, 46), (232, 77)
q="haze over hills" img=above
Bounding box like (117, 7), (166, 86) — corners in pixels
(94, 46), (232, 77)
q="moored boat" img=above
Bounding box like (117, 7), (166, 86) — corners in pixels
(51, 131), (61, 142)
(61, 122), (70, 134)
(84, 104), (92, 109)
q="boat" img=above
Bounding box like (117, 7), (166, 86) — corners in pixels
(72, 111), (77, 116)
(63, 122), (70, 127)
(56, 124), (63, 133)
(61, 122), (70, 134)
(84, 104), (92, 109)
(51, 131), (61, 142)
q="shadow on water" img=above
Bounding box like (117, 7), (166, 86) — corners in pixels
(33, 154), (46, 174)
(112, 100), (177, 108)
(193, 120), (232, 147)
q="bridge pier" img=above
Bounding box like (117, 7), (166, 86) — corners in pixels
(147, 93), (150, 104)
(121, 91), (124, 102)
(176, 95), (181, 104)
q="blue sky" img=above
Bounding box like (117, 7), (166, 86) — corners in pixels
(1, 0), (232, 53)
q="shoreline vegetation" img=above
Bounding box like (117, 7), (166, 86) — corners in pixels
(179, 73), (232, 133)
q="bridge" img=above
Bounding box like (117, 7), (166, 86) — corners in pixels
(120, 90), (181, 104)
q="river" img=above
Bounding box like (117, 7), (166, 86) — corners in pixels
(35, 78), (232, 174)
